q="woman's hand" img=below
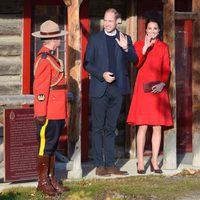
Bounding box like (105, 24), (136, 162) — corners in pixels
(142, 34), (155, 55)
(152, 82), (166, 93)
(115, 32), (128, 51)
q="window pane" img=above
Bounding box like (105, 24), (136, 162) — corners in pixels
(175, 0), (192, 12)
(30, 5), (67, 93)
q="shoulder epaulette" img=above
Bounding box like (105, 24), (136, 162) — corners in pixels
(41, 52), (48, 59)
(38, 52), (59, 65)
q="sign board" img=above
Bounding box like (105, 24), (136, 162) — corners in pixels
(4, 108), (38, 182)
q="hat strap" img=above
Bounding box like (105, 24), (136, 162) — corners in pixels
(40, 30), (61, 35)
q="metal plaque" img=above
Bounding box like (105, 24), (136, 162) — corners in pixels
(4, 108), (38, 182)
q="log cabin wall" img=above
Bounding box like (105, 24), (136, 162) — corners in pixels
(0, 0), (23, 121)
(88, 0), (128, 159)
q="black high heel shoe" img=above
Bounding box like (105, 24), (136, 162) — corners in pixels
(136, 162), (146, 174)
(150, 162), (163, 174)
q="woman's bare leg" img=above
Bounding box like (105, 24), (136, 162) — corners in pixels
(137, 125), (148, 170)
(151, 125), (162, 169)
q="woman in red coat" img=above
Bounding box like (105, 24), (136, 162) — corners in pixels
(127, 18), (173, 174)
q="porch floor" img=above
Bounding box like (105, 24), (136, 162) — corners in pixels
(0, 152), (200, 192)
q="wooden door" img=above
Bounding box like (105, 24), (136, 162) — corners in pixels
(175, 20), (192, 153)
(175, 0), (192, 152)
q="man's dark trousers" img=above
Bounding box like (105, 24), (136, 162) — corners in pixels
(91, 83), (123, 168)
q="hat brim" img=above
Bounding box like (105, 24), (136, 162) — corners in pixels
(32, 30), (67, 38)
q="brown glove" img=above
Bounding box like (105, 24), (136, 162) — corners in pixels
(35, 116), (46, 126)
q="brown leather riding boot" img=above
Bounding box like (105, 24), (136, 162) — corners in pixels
(49, 155), (70, 193)
(37, 155), (58, 196)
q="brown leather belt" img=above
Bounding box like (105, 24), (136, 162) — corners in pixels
(50, 84), (68, 90)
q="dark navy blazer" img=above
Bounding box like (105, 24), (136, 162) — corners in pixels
(84, 30), (138, 97)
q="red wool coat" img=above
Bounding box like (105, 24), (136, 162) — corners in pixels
(127, 39), (173, 126)
(33, 46), (67, 120)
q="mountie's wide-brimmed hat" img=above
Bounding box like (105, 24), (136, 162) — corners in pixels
(32, 20), (67, 38)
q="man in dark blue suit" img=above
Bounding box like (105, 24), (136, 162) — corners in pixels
(84, 8), (138, 176)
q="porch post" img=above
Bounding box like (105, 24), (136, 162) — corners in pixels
(66, 0), (83, 179)
(192, 0), (200, 167)
(125, 0), (137, 159)
(163, 0), (177, 169)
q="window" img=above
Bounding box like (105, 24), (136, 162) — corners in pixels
(31, 5), (67, 93)
(23, 0), (67, 94)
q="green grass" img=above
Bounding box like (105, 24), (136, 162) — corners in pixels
(0, 175), (200, 200)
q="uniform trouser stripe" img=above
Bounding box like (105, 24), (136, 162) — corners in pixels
(39, 119), (49, 156)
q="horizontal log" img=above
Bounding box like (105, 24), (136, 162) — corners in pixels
(0, 36), (21, 56)
(0, 92), (74, 106)
(0, 56), (21, 75)
(0, 95), (34, 106)
(175, 11), (198, 20)
(0, 85), (21, 95)
(0, 75), (21, 84)
(0, 14), (22, 35)
(0, 75), (21, 95)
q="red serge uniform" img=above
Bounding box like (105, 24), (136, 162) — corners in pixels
(34, 46), (67, 120)
(33, 46), (68, 156)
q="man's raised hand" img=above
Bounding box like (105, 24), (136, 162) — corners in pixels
(115, 32), (128, 51)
